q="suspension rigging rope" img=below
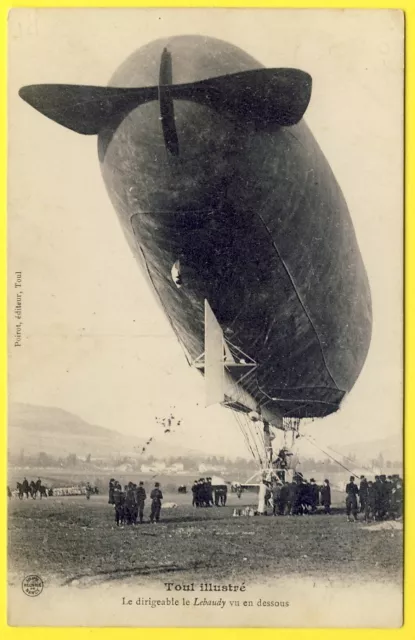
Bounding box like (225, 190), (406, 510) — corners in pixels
(231, 411), (258, 463)
(305, 435), (377, 475)
(222, 356), (267, 467)
(301, 434), (359, 475)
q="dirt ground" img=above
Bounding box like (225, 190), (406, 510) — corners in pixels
(7, 492), (403, 589)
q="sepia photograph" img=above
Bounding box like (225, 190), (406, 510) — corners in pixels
(7, 8), (403, 628)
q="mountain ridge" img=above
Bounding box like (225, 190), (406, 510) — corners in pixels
(8, 402), (208, 460)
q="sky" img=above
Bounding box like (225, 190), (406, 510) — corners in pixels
(8, 9), (403, 462)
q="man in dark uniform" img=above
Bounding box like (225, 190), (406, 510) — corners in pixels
(309, 479), (319, 514)
(320, 479), (331, 514)
(150, 482), (163, 523)
(272, 480), (282, 515)
(206, 477), (214, 506)
(125, 482), (137, 524)
(213, 485), (220, 506)
(365, 481), (376, 521)
(22, 477), (29, 499)
(220, 485), (227, 506)
(384, 475), (393, 518)
(199, 478), (206, 506)
(359, 476), (368, 513)
(392, 480), (403, 519)
(345, 476), (359, 521)
(378, 475), (389, 520)
(373, 476), (382, 519)
(287, 480), (298, 515)
(279, 482), (290, 515)
(114, 485), (126, 526)
(191, 480), (199, 507)
(135, 481), (146, 523)
(108, 478), (115, 504)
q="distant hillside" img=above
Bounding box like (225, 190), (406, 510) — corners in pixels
(7, 403), (206, 461)
(330, 434), (402, 465)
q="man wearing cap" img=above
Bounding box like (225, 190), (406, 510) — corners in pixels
(309, 478), (319, 514)
(272, 479), (282, 515)
(206, 477), (214, 506)
(108, 478), (115, 505)
(373, 475), (382, 519)
(345, 476), (359, 521)
(191, 480), (199, 507)
(150, 482), (163, 523)
(136, 481), (146, 524)
(359, 475), (368, 513)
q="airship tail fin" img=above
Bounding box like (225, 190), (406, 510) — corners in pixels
(18, 84), (158, 135)
(19, 68), (312, 135)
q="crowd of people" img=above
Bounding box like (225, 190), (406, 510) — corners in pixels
(108, 479), (163, 525)
(261, 472), (403, 520)
(191, 478), (228, 506)
(345, 474), (403, 522)
(11, 471), (404, 525)
(263, 474), (327, 515)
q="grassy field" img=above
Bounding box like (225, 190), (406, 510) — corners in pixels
(8, 491), (402, 589)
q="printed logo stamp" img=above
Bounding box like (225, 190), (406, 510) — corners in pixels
(22, 574), (43, 597)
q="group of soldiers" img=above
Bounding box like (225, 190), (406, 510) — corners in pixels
(345, 474), (403, 522)
(108, 479), (163, 525)
(191, 478), (228, 507)
(264, 475), (331, 516)
(266, 472), (404, 519)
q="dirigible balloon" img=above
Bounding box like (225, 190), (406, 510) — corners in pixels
(19, 35), (372, 438)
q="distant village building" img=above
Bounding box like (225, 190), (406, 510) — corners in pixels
(140, 462), (167, 474)
(168, 463), (184, 473)
(198, 463), (227, 474)
(116, 463), (135, 472)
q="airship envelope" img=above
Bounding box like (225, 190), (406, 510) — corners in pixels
(19, 35), (372, 427)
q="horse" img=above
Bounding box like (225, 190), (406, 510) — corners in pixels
(16, 482), (29, 499)
(38, 484), (48, 499)
(29, 481), (38, 499)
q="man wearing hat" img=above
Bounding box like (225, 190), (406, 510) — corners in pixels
(320, 479), (331, 515)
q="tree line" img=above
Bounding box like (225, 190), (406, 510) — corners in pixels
(8, 449), (401, 475)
